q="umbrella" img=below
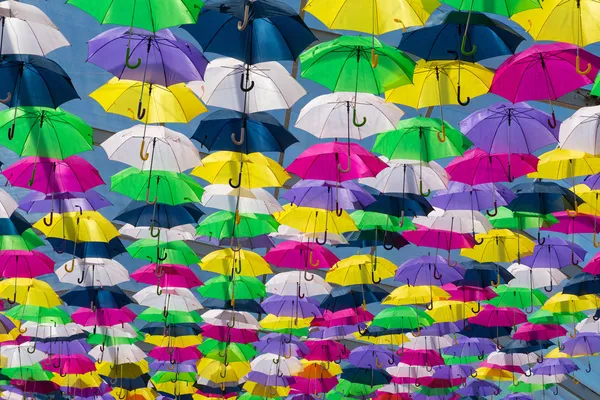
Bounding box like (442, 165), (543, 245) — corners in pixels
(127, 239), (199, 265)
(196, 211), (279, 240)
(529, 148), (600, 180)
(395, 255), (465, 286)
(441, 0), (541, 16)
(0, 278), (61, 307)
(193, 110), (298, 153)
(193, 57), (306, 113)
(507, 263), (568, 290)
(201, 248), (272, 277)
(430, 182), (515, 212)
(133, 286), (203, 312)
(320, 285), (389, 313)
(460, 261), (515, 287)
(283, 180), (374, 211)
(559, 105), (600, 155)
(34, 211), (120, 243)
(56, 258), (130, 287)
(199, 274), (265, 301)
(0, 250), (54, 279)
(461, 229), (535, 263)
(19, 190), (111, 214)
(360, 158), (449, 195)
(131, 263), (202, 288)
(202, 184), (282, 214)
(326, 254), (397, 285)
(115, 201), (204, 229)
(61, 286), (133, 309)
(264, 240), (339, 270)
(266, 272), (331, 297)
(47, 237), (126, 259)
(383, 285), (450, 306)
(182, 0), (315, 64)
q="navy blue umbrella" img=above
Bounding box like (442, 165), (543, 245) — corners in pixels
(563, 272), (600, 296)
(200, 298), (265, 314)
(115, 201), (204, 229)
(104, 375), (150, 391)
(364, 193), (433, 218)
(458, 261), (514, 288)
(47, 238), (127, 259)
(340, 367), (391, 386)
(340, 229), (409, 250)
(0, 212), (32, 235)
(182, 0), (316, 64)
(508, 181), (582, 215)
(192, 110), (298, 153)
(500, 339), (554, 354)
(459, 323), (512, 340)
(141, 322), (202, 336)
(399, 11), (524, 62)
(60, 286), (133, 309)
(320, 285), (389, 313)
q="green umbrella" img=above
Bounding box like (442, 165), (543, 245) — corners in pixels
(199, 339), (257, 362)
(370, 306), (434, 330)
(266, 326), (309, 336)
(111, 168), (204, 206)
(335, 380), (380, 397)
(88, 333), (143, 346)
(442, 354), (482, 365)
(67, 0), (204, 32)
(6, 305), (71, 324)
(0, 107), (93, 159)
(198, 275), (265, 301)
(300, 36), (415, 94)
(440, 0), (541, 17)
(137, 308), (202, 325)
(508, 382), (553, 393)
(489, 207), (559, 229)
(350, 210), (415, 232)
(196, 211), (279, 240)
(127, 239), (200, 265)
(372, 117), (471, 162)
(418, 386), (459, 396)
(0, 231), (44, 251)
(487, 286), (547, 310)
(152, 371), (197, 383)
(3, 365), (53, 381)
(528, 309), (587, 325)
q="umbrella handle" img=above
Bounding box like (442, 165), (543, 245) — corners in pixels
(399, 209), (405, 228)
(145, 183), (158, 205)
(118, 390), (127, 400)
(315, 230), (327, 245)
(229, 171), (242, 189)
(297, 283), (305, 299)
(43, 211), (54, 227)
(337, 153), (351, 173)
(231, 126), (245, 145)
(586, 364), (592, 373)
(437, 125), (446, 143)
(150, 220), (160, 238)
(237, 4), (250, 31)
(7, 122), (14, 141)
(370, 48), (379, 69)
(447, 252), (457, 267)
(413, 325), (421, 337)
(569, 328), (577, 338)
(470, 302), (481, 314)
(572, 252), (580, 266)
(308, 251), (320, 267)
(0, 92), (11, 104)
(154, 264), (165, 278)
(304, 270), (314, 281)
(371, 267), (381, 284)
(576, 54), (592, 75)
(235, 259), (243, 274)
(64, 259), (75, 273)
(460, 34), (476, 56)
(537, 231), (546, 245)
(28, 166), (36, 187)
(537, 354), (544, 363)
(456, 85), (470, 106)
(6, 291), (15, 304)
(168, 361), (176, 370)
(473, 232), (484, 245)
(56, 240), (66, 254)
(383, 233), (394, 251)
(547, 111), (557, 129)
(477, 351), (485, 361)
(593, 232), (600, 248)
(544, 280), (553, 292)
(524, 369), (532, 377)
(125, 46), (141, 70)
(425, 301), (433, 310)
(353, 108), (367, 127)
(486, 201), (498, 217)
(77, 268), (85, 284)
(157, 248), (168, 261)
(419, 180), (430, 197)
(433, 265), (442, 281)
(240, 70), (255, 92)
(357, 325), (368, 336)
(137, 100), (146, 121)
(139, 139), (149, 161)
(156, 285), (163, 296)
(490, 271), (501, 287)
(26, 342), (36, 354)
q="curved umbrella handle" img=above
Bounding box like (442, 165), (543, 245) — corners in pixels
(569, 328), (578, 338)
(64, 259), (75, 273)
(353, 108), (366, 127)
(371, 48), (379, 69)
(240, 70), (255, 92)
(56, 239), (66, 254)
(237, 4), (250, 31)
(77, 268), (86, 284)
(297, 283), (305, 299)
(156, 285), (163, 296)
(137, 100), (146, 121)
(163, 306), (169, 318)
(154, 264), (165, 278)
(0, 92), (11, 104)
(231, 126), (245, 145)
(544, 280), (553, 292)
(335, 201), (343, 217)
(586, 363), (592, 373)
(547, 111), (557, 129)
(537, 354), (544, 363)
(26, 342), (36, 354)
(447, 252), (457, 267)
(425, 301), (433, 311)
(371, 268), (381, 284)
(6, 291), (16, 304)
(460, 34), (476, 56)
(43, 212), (54, 227)
(337, 153), (351, 173)
(537, 231), (546, 245)
(413, 325), (422, 337)
(572, 252), (580, 266)
(437, 125), (446, 143)
(356, 325), (368, 336)
(150, 220), (160, 238)
(308, 251), (320, 267)
(524, 369), (532, 377)
(157, 248), (168, 261)
(477, 351), (485, 361)
(139, 139), (149, 161)
(399, 209), (405, 228)
(419, 180), (430, 197)
(7, 122), (14, 141)
(125, 46), (141, 70)
(229, 171), (242, 189)
(234, 259), (243, 275)
(486, 201), (498, 217)
(168, 362), (176, 370)
(490, 271), (501, 288)
(473, 232), (484, 245)
(433, 265), (442, 281)
(383, 233), (394, 251)
(315, 230), (327, 245)
(303, 270), (314, 282)
(576, 54), (592, 75)
(145, 185), (158, 205)
(457, 85), (470, 106)
(28, 166), (36, 187)
(470, 302), (481, 314)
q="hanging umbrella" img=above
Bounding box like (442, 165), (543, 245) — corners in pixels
(275, 204), (358, 238)
(47, 237), (126, 259)
(115, 201), (203, 229)
(430, 182), (515, 211)
(19, 190), (111, 214)
(196, 211), (279, 240)
(199, 274), (265, 301)
(202, 184), (283, 214)
(131, 263), (202, 288)
(461, 229), (535, 263)
(529, 148), (600, 180)
(507, 263), (567, 289)
(34, 211), (120, 243)
(127, 239), (199, 265)
(0, 250), (54, 279)
(56, 258), (129, 287)
(266, 271), (331, 297)
(201, 248), (272, 277)
(326, 254), (397, 285)
(558, 105), (600, 155)
(0, 278), (61, 307)
(441, 0), (541, 16)
(133, 286), (203, 312)
(264, 241), (339, 270)
(283, 180), (375, 212)
(320, 285), (389, 313)
(395, 255), (465, 286)
(383, 285), (450, 306)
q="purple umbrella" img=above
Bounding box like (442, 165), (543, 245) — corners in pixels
(255, 333), (309, 355)
(562, 332), (600, 373)
(309, 325), (360, 340)
(395, 255), (465, 286)
(412, 395), (454, 400)
(443, 337), (496, 360)
(430, 182), (516, 211)
(282, 180), (375, 211)
(87, 27), (208, 86)
(261, 295), (322, 318)
(505, 395), (533, 400)
(584, 174), (600, 190)
(348, 345), (398, 369)
(456, 379), (500, 397)
(18, 190), (112, 213)
(420, 322), (464, 337)
(150, 360), (197, 373)
(36, 339), (91, 356)
(432, 364), (475, 380)
(532, 358), (578, 376)
(245, 371), (293, 387)
(521, 237), (586, 269)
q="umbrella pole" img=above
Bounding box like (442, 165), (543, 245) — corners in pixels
(460, 2), (476, 56)
(435, 67), (446, 143)
(507, 108), (512, 181)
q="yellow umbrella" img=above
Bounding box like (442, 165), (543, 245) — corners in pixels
(275, 204), (358, 238)
(144, 334), (202, 348)
(460, 229), (535, 263)
(570, 184), (600, 246)
(353, 331), (409, 346)
(34, 211), (120, 243)
(304, 0), (439, 34)
(53, 371), (103, 388)
(542, 292), (600, 313)
(326, 254), (396, 285)
(383, 285), (450, 306)
(154, 381), (197, 396)
(196, 358), (250, 384)
(547, 347), (596, 359)
(425, 300), (478, 322)
(475, 367), (514, 382)
(96, 360), (149, 378)
(260, 314), (313, 330)
(192, 151), (290, 189)
(90, 77), (206, 124)
(201, 248), (272, 277)
(244, 381), (290, 398)
(528, 149), (600, 180)
(0, 278), (61, 307)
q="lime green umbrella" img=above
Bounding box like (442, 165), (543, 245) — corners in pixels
(418, 386), (459, 396)
(152, 371), (197, 383)
(137, 308), (202, 325)
(372, 117), (471, 162)
(0, 231), (44, 251)
(67, 0), (204, 31)
(6, 305), (71, 324)
(198, 275), (265, 301)
(335, 380), (380, 397)
(3, 365), (53, 381)
(196, 211), (279, 240)
(326, 389), (358, 400)
(111, 168), (204, 206)
(440, 0), (541, 17)
(88, 334), (142, 346)
(489, 207), (559, 229)
(127, 239), (200, 265)
(443, 354), (482, 365)
(267, 326), (309, 337)
(487, 286), (547, 310)
(371, 306), (434, 330)
(0, 107), (93, 159)
(199, 339), (257, 362)
(351, 210), (415, 232)
(300, 36), (415, 94)
(508, 382), (553, 393)
(528, 309), (587, 325)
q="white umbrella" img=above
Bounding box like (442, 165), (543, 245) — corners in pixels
(559, 105), (600, 155)
(251, 354), (302, 376)
(386, 363), (433, 378)
(507, 263), (567, 289)
(359, 157), (448, 195)
(101, 125), (201, 172)
(576, 317), (600, 334)
(412, 207), (493, 234)
(202, 184), (283, 214)
(81, 324), (139, 338)
(269, 225), (348, 245)
(266, 271), (332, 297)
(0, 343), (46, 367)
(1, 391), (31, 400)
(485, 351), (537, 367)
(403, 334), (454, 350)
(119, 223), (197, 242)
(0, 189), (18, 218)
(201, 309), (260, 330)
(56, 258), (129, 287)
(89, 344), (146, 364)
(21, 322), (83, 338)
(378, 383), (417, 394)
(133, 286), (203, 312)
(295, 92), (404, 140)
(518, 373), (566, 385)
(192, 57), (306, 113)
(0, 1), (69, 56)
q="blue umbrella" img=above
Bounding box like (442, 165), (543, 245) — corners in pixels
(192, 110), (298, 153)
(430, 182), (516, 211)
(0, 212), (34, 235)
(320, 285), (389, 313)
(500, 339), (554, 354)
(140, 322), (202, 336)
(458, 261), (514, 288)
(443, 337), (496, 360)
(521, 237), (586, 269)
(509, 181), (582, 215)
(340, 229), (409, 250)
(456, 380), (500, 397)
(364, 193), (433, 219)
(182, 0), (316, 64)
(200, 298), (265, 314)
(459, 323), (512, 340)
(340, 367), (391, 386)
(563, 272), (600, 296)
(399, 11), (524, 62)
(60, 286), (134, 309)
(47, 238), (127, 259)
(532, 358), (578, 375)
(115, 201), (204, 229)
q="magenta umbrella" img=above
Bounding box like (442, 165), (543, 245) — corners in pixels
(149, 346), (202, 362)
(0, 250), (54, 278)
(71, 307), (136, 327)
(490, 43), (600, 127)
(399, 349), (445, 368)
(131, 264), (203, 289)
(264, 240), (340, 272)
(513, 323), (567, 341)
(541, 212), (600, 234)
(286, 142), (388, 182)
(443, 284), (497, 303)
(467, 304), (527, 328)
(2, 156), (104, 193)
(403, 228), (475, 267)
(43, 354), (96, 375)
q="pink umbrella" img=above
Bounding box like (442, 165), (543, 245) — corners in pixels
(291, 377), (338, 394)
(467, 305), (527, 327)
(131, 264), (203, 288)
(491, 43), (600, 127)
(541, 212), (600, 234)
(583, 253), (600, 275)
(71, 307), (136, 327)
(313, 308), (374, 328)
(149, 346), (202, 362)
(202, 325), (258, 344)
(513, 323), (567, 341)
(43, 354), (96, 375)
(416, 376), (465, 389)
(399, 349), (444, 368)
(304, 340), (349, 362)
(264, 241), (340, 272)
(2, 156), (104, 194)
(403, 228), (475, 267)
(0, 250), (54, 278)
(443, 284), (498, 303)
(286, 142), (388, 182)
(445, 149), (538, 185)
